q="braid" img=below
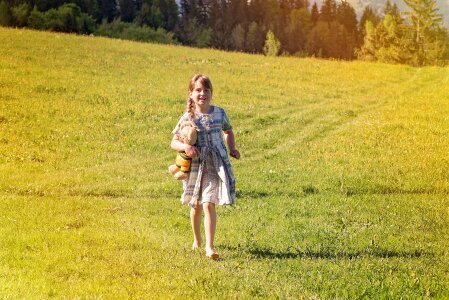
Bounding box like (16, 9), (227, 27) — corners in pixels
(186, 97), (195, 121)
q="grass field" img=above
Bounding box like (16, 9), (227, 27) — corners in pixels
(1, 27), (448, 298)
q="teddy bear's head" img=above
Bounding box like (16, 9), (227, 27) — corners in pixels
(179, 121), (198, 145)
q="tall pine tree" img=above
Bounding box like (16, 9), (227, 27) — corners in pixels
(319, 0), (336, 23)
(336, 1), (357, 37)
(310, 2), (319, 24)
(284, 8), (311, 54)
(403, 0), (448, 65)
(359, 6), (381, 44)
(336, 2), (357, 58)
(119, 0), (135, 22)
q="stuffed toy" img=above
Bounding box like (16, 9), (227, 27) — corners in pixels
(168, 121), (198, 180)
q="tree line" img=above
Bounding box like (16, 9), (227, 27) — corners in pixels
(0, 0), (448, 66)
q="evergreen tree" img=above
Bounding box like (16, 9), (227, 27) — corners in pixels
(189, 21), (212, 47)
(336, 0), (358, 52)
(176, 0), (213, 47)
(196, 0), (210, 27)
(227, 0), (247, 29)
(358, 20), (377, 61)
(359, 6), (381, 43)
(96, 0), (117, 21)
(135, 0), (178, 30)
(306, 21), (328, 57)
(360, 6), (381, 29)
(336, 1), (357, 36)
(176, 0), (195, 43)
(358, 14), (414, 64)
(245, 21), (264, 52)
(293, 0), (308, 9)
(336, 23), (355, 59)
(179, 0), (191, 17)
(384, 0), (400, 19)
(150, 0), (163, 28)
(319, 0), (336, 23)
(384, 0), (393, 15)
(119, 0), (135, 22)
(278, 0), (291, 51)
(403, 0), (446, 65)
(279, 0), (307, 10)
(262, 0), (280, 31)
(0, 1), (11, 25)
(377, 14), (414, 63)
(77, 0), (99, 17)
(263, 30), (281, 56)
(310, 2), (319, 24)
(11, 2), (31, 26)
(135, 1), (151, 25)
(208, 0), (229, 49)
(284, 8), (311, 54)
(324, 20), (340, 57)
(28, 6), (45, 29)
(279, 0), (309, 44)
(34, 0), (63, 12)
(207, 0), (221, 28)
(248, 0), (263, 24)
(162, 0), (178, 31)
(231, 23), (245, 51)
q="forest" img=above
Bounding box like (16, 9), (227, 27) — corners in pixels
(1, 0), (448, 66)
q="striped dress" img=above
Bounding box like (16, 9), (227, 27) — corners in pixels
(172, 106), (236, 208)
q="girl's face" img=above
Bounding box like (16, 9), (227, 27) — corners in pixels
(190, 80), (212, 109)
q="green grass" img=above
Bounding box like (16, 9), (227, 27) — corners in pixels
(1, 27), (448, 298)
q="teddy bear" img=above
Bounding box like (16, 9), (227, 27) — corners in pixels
(168, 120), (198, 180)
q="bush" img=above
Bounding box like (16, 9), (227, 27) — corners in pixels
(43, 8), (66, 31)
(12, 3), (31, 27)
(56, 3), (80, 32)
(95, 19), (177, 44)
(28, 4), (96, 34)
(77, 12), (96, 34)
(28, 6), (45, 29)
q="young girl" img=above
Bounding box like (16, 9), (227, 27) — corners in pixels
(171, 74), (240, 259)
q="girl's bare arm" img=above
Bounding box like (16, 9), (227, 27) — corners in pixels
(171, 135), (199, 158)
(224, 130), (240, 159)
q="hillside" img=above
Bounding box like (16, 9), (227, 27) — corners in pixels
(0, 27), (448, 298)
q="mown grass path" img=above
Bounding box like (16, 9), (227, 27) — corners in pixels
(1, 27), (448, 298)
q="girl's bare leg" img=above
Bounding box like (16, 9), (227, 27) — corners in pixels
(190, 204), (202, 250)
(203, 202), (218, 258)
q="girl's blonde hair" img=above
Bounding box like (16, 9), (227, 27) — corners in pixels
(186, 74), (213, 120)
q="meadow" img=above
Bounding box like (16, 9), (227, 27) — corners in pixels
(0, 27), (448, 298)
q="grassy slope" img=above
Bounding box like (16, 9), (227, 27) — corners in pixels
(0, 27), (448, 298)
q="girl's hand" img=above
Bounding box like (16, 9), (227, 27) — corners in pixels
(230, 149), (240, 159)
(185, 145), (199, 158)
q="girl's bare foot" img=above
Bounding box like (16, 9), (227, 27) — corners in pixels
(192, 241), (201, 251)
(205, 248), (219, 260)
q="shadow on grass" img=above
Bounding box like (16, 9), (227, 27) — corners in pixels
(342, 186), (448, 197)
(222, 245), (429, 260)
(236, 186), (319, 199)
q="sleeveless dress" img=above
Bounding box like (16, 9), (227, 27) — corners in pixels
(172, 106), (236, 208)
